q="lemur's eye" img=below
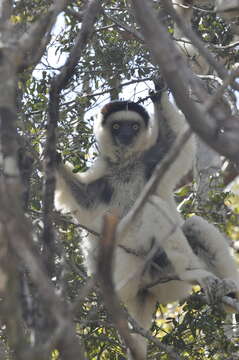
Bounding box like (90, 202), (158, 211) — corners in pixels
(112, 123), (120, 130)
(132, 123), (140, 131)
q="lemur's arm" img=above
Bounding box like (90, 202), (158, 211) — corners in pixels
(144, 90), (195, 203)
(55, 159), (111, 218)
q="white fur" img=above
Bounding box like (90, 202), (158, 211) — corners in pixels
(157, 93), (195, 201)
(4, 156), (19, 176)
(55, 94), (193, 329)
(115, 196), (239, 359)
(55, 161), (106, 232)
(54, 94), (239, 359)
(183, 216), (239, 283)
(80, 161), (146, 274)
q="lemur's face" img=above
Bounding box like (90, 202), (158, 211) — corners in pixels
(94, 101), (153, 161)
(105, 111), (146, 147)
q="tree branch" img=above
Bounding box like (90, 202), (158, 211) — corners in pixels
(42, 0), (101, 276)
(18, 0), (69, 71)
(5, 210), (86, 359)
(52, 0), (102, 93)
(165, 0), (228, 80)
(129, 0), (239, 164)
(204, 68), (239, 112)
(105, 12), (144, 42)
(0, 0), (12, 25)
(65, 8), (85, 21)
(97, 214), (145, 360)
(128, 315), (182, 360)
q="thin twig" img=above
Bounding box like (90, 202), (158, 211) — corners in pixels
(212, 41), (239, 50)
(71, 277), (96, 314)
(128, 315), (182, 360)
(105, 12), (144, 42)
(204, 67), (239, 112)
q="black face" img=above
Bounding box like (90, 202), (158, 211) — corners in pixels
(111, 120), (141, 145)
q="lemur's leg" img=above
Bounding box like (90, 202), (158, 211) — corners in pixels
(183, 216), (239, 302)
(126, 292), (157, 360)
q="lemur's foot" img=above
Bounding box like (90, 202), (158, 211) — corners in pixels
(202, 276), (238, 305)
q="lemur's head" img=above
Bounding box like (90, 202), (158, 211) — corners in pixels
(94, 100), (157, 162)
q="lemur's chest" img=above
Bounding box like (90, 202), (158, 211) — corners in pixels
(107, 162), (146, 217)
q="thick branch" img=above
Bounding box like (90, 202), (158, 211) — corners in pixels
(42, 87), (59, 276)
(97, 214), (145, 360)
(0, 189), (28, 360)
(52, 0), (101, 93)
(18, 0), (68, 67)
(0, 0), (12, 24)
(6, 210), (85, 360)
(215, 0), (239, 14)
(42, 0), (101, 278)
(129, 0), (239, 164)
(165, 0), (228, 80)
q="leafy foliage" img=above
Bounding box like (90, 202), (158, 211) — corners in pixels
(1, 1), (239, 359)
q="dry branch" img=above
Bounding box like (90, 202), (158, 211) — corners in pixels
(43, 0), (101, 276)
(128, 315), (182, 360)
(5, 210), (86, 359)
(0, 0), (12, 24)
(97, 214), (145, 360)
(0, 5), (27, 354)
(204, 68), (239, 112)
(0, 195), (28, 360)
